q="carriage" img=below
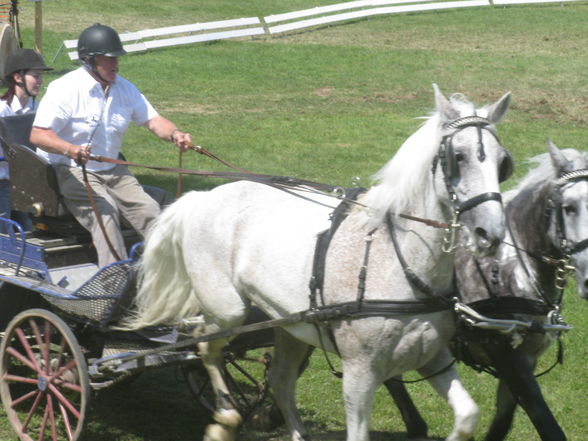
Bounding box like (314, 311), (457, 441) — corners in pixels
(0, 86), (583, 441)
(0, 112), (280, 441)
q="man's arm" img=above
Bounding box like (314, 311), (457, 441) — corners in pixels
(30, 126), (90, 164)
(143, 115), (193, 151)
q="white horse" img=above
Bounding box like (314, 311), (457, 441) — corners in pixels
(385, 142), (588, 441)
(123, 84), (512, 441)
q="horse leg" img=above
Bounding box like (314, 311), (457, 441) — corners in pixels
(384, 377), (429, 438)
(485, 346), (566, 441)
(267, 328), (312, 441)
(198, 340), (243, 441)
(484, 379), (517, 441)
(419, 350), (479, 441)
(340, 359), (380, 441)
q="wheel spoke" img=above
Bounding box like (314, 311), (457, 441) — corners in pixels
(44, 321), (52, 376)
(20, 389), (43, 433)
(14, 328), (43, 373)
(53, 378), (82, 393)
(29, 319), (49, 375)
(49, 359), (78, 385)
(4, 345), (39, 374)
(47, 394), (58, 441)
(11, 388), (39, 407)
(38, 397), (50, 441)
(47, 383), (81, 420)
(54, 336), (68, 373)
(3, 373), (38, 386)
(58, 400), (74, 441)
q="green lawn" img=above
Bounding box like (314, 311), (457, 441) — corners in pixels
(2, 0), (588, 440)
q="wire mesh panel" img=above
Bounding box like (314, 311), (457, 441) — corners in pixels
(40, 261), (136, 326)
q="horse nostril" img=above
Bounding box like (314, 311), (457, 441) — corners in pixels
(475, 227), (488, 240)
(474, 227), (500, 251)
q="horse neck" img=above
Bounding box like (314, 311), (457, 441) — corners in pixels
(506, 184), (561, 300)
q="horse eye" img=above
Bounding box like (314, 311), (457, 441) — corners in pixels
(455, 152), (466, 162)
(563, 205), (577, 215)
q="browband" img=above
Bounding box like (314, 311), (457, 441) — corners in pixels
(444, 116), (491, 130)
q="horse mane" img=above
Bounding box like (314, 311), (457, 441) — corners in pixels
(355, 93), (479, 229)
(503, 148), (588, 204)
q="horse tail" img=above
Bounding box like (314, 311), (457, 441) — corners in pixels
(121, 192), (201, 330)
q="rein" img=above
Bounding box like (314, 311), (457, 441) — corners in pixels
(79, 84), (124, 261)
(88, 150), (454, 229)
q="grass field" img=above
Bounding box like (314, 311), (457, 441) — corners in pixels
(2, 0), (588, 440)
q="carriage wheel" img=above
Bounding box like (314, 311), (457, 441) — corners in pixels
(0, 309), (90, 441)
(182, 350), (282, 430)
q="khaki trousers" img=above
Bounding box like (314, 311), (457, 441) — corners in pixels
(54, 164), (160, 267)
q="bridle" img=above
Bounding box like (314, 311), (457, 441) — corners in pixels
(551, 169), (588, 256)
(357, 115), (512, 305)
(433, 116), (511, 252)
(450, 168), (587, 377)
(307, 117), (514, 378)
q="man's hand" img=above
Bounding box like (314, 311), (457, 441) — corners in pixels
(171, 129), (193, 152)
(65, 144), (91, 165)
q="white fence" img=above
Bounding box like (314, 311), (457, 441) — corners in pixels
(59, 0), (580, 61)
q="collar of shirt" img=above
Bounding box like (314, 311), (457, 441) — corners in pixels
(80, 65), (117, 97)
(10, 97), (36, 114)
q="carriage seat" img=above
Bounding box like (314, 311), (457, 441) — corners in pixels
(0, 114), (174, 235)
(0, 113), (71, 220)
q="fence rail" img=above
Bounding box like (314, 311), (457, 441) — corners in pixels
(58, 0), (580, 61)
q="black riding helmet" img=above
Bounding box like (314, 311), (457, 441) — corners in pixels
(3, 48), (53, 81)
(77, 23), (127, 60)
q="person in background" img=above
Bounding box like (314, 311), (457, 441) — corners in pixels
(0, 48), (53, 227)
(30, 24), (192, 267)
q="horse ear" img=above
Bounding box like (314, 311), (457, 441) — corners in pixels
(486, 92), (511, 124)
(433, 83), (459, 123)
(547, 138), (574, 175)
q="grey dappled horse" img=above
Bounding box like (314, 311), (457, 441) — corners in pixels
(123, 85), (512, 441)
(387, 141), (588, 441)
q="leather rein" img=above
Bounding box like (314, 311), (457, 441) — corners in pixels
(84, 143), (458, 262)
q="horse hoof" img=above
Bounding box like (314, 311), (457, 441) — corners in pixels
(213, 408), (242, 427)
(204, 423), (237, 441)
(248, 404), (285, 431)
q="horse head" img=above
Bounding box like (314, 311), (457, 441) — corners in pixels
(545, 140), (588, 300)
(432, 84), (512, 256)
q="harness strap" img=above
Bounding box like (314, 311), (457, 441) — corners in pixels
(385, 213), (453, 306)
(101, 299), (451, 371)
(309, 187), (367, 307)
(309, 187), (366, 377)
(458, 192), (502, 213)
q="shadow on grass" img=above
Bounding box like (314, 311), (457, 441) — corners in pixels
(78, 366), (442, 441)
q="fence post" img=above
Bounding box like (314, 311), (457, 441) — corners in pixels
(33, 0), (42, 53)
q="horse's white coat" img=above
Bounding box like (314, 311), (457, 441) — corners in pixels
(123, 85), (512, 441)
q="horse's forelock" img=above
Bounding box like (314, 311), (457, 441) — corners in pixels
(448, 93), (476, 115)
